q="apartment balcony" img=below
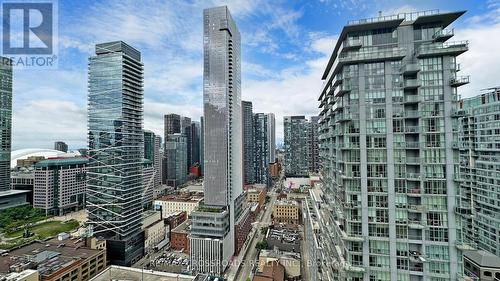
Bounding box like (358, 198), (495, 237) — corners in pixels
(404, 126), (420, 134)
(404, 95), (420, 103)
(335, 83), (352, 97)
(408, 220), (426, 229)
(451, 109), (466, 117)
(416, 41), (468, 58)
(456, 240), (477, 251)
(404, 111), (419, 118)
(401, 63), (420, 75)
(432, 28), (454, 42)
(341, 38), (363, 51)
(338, 48), (406, 64)
(344, 264), (366, 273)
(394, 141), (420, 149)
(337, 113), (352, 122)
(404, 79), (421, 89)
(341, 233), (365, 242)
(407, 188), (422, 197)
(450, 76), (470, 87)
(333, 73), (343, 87)
(408, 204), (426, 212)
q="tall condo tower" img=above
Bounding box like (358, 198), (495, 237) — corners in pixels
(86, 41), (145, 266)
(317, 10), (469, 281)
(0, 57), (28, 209)
(190, 6), (243, 275)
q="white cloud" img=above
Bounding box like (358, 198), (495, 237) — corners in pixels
(455, 17), (500, 97)
(12, 100), (86, 149)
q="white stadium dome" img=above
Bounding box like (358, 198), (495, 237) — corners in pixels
(11, 148), (82, 168)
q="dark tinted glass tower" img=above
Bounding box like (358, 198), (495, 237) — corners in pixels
(87, 41), (144, 266)
(242, 101), (254, 184)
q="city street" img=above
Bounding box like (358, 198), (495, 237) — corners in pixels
(234, 190), (276, 281)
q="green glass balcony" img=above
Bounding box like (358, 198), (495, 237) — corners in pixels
(404, 95), (420, 103)
(339, 48), (406, 64)
(401, 63), (420, 75)
(404, 79), (420, 89)
(416, 41), (468, 58)
(450, 76), (470, 87)
(341, 38), (363, 51)
(432, 28), (454, 42)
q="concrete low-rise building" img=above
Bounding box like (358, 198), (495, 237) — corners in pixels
(171, 219), (191, 253)
(0, 238), (106, 281)
(142, 210), (169, 253)
(33, 157), (87, 216)
(265, 225), (300, 253)
(0, 269), (39, 281)
(463, 250), (500, 281)
(272, 200), (300, 225)
(247, 186), (266, 210)
(258, 249), (301, 281)
(154, 193), (203, 217)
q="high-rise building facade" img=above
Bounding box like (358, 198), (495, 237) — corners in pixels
(308, 116), (320, 173)
(54, 141), (68, 153)
(0, 58), (12, 193)
(164, 114), (181, 137)
(254, 113), (271, 187)
(190, 6), (242, 275)
(267, 113), (276, 164)
(317, 10), (468, 281)
(458, 89), (500, 258)
(200, 116), (204, 176)
(181, 116), (192, 170)
(242, 101), (255, 184)
(34, 158), (87, 216)
(165, 133), (187, 188)
(191, 121), (201, 167)
(0, 57), (28, 210)
(87, 41), (145, 266)
(284, 116), (310, 177)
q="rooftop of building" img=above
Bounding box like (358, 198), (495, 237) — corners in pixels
(11, 149), (83, 169)
(172, 219), (191, 234)
(464, 250), (500, 269)
(156, 193), (203, 203)
(322, 9), (466, 80)
(274, 200), (299, 207)
(180, 183), (204, 193)
(266, 226), (300, 245)
(89, 265), (196, 281)
(34, 157), (88, 168)
(0, 237), (103, 274)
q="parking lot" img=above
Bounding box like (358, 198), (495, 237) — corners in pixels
(148, 251), (190, 274)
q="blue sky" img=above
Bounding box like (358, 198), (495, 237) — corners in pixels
(8, 0), (500, 149)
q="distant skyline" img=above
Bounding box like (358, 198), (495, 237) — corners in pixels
(9, 0), (500, 149)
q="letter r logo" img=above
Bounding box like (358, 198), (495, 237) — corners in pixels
(2, 2), (53, 54)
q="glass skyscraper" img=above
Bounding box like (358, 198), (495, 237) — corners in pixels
(458, 89), (500, 257)
(0, 57), (28, 209)
(317, 10), (469, 281)
(190, 6), (242, 275)
(242, 100), (255, 185)
(86, 41), (145, 266)
(0, 58), (12, 193)
(254, 113), (271, 187)
(284, 116), (311, 177)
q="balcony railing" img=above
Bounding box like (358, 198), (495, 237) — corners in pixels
(339, 48), (406, 64)
(404, 79), (421, 89)
(404, 95), (420, 103)
(450, 76), (470, 87)
(401, 63), (419, 75)
(341, 38), (363, 51)
(416, 41), (469, 58)
(432, 28), (454, 42)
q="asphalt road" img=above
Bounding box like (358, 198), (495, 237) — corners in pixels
(234, 190), (277, 281)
